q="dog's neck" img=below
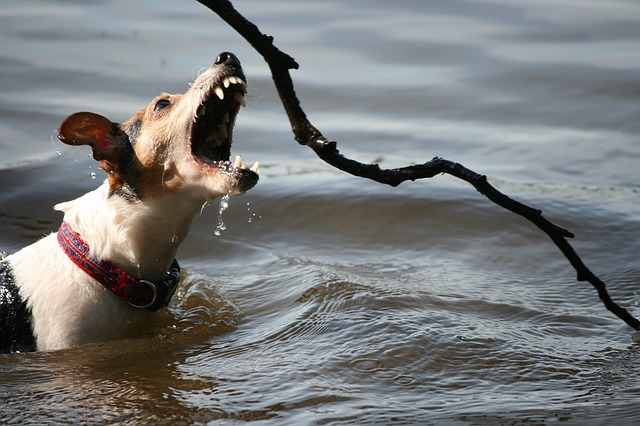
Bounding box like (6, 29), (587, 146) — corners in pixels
(55, 181), (203, 281)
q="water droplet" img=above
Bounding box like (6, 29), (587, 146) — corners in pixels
(214, 194), (230, 237)
(200, 201), (209, 216)
(245, 201), (261, 223)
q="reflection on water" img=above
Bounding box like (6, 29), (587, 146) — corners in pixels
(1, 0), (640, 424)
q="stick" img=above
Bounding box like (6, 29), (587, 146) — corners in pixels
(195, 0), (640, 330)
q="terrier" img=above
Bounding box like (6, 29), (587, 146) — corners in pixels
(0, 52), (259, 352)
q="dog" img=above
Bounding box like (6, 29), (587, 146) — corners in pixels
(0, 52), (259, 353)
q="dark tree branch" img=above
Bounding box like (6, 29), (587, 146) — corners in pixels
(196, 0), (640, 330)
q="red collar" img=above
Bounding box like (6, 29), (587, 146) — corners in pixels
(57, 222), (180, 310)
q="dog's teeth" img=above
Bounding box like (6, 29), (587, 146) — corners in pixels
(234, 155), (242, 168)
(250, 161), (260, 174)
(229, 76), (247, 87)
(215, 87), (224, 100)
(223, 78), (230, 88)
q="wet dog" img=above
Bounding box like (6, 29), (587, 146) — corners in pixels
(0, 52), (259, 352)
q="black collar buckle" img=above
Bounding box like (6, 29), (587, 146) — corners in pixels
(126, 260), (181, 311)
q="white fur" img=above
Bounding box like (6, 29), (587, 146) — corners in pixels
(7, 180), (203, 351)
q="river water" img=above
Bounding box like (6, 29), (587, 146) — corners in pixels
(1, 0), (640, 424)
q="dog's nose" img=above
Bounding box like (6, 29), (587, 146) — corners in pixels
(214, 51), (240, 67)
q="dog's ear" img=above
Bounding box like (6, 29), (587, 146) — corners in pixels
(58, 112), (134, 182)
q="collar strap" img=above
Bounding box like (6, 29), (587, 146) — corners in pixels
(57, 222), (180, 311)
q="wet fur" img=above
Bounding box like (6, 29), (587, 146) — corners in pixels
(7, 184), (198, 350)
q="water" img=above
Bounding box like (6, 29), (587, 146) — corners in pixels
(214, 194), (230, 237)
(1, 0), (640, 424)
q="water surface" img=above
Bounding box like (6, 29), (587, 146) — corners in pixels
(1, 0), (640, 424)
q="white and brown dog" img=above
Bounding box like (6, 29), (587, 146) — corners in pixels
(0, 52), (259, 352)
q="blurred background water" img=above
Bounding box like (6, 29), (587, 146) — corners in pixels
(1, 0), (640, 424)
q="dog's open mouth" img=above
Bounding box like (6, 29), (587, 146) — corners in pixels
(190, 73), (258, 192)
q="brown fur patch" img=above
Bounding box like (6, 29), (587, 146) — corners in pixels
(122, 93), (191, 198)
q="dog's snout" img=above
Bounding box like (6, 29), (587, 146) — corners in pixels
(214, 51), (240, 67)
(212, 51), (245, 81)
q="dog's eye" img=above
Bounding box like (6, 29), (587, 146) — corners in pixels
(154, 99), (171, 112)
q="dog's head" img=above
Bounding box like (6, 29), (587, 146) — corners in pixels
(58, 52), (258, 201)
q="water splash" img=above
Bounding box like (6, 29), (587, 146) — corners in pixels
(246, 201), (261, 223)
(200, 201), (209, 216)
(214, 194), (230, 237)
